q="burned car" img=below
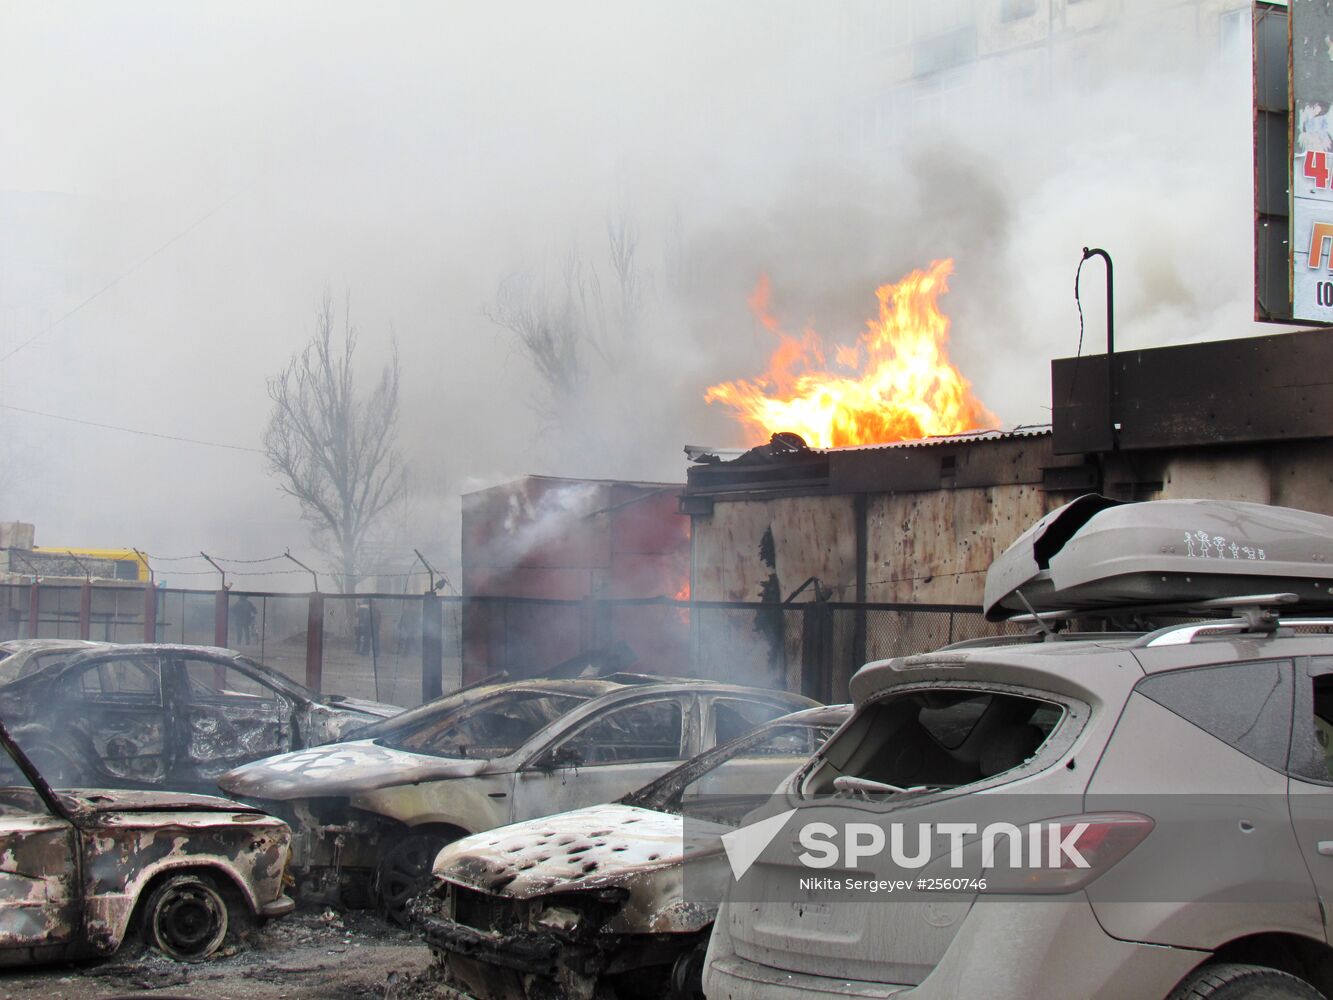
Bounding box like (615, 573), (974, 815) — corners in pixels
(218, 676), (816, 919)
(0, 715), (294, 965)
(414, 704), (850, 1000)
(0, 643), (400, 793)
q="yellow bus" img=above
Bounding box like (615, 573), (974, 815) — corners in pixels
(30, 547), (151, 582)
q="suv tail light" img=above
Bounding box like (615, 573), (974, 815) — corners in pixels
(983, 812), (1154, 894)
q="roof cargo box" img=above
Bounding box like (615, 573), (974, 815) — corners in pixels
(983, 497), (1333, 620)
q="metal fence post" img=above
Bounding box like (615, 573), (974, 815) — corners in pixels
(143, 583), (158, 643)
(213, 588), (229, 648)
(421, 592), (442, 703)
(305, 593), (324, 693)
(26, 580), (39, 639)
(801, 599), (834, 703)
(79, 582), (92, 640)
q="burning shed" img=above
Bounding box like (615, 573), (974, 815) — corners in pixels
(460, 476), (690, 683)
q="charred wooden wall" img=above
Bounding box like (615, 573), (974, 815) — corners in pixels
(686, 432), (1073, 608)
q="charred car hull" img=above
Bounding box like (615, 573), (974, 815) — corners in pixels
(0, 643), (399, 795)
(417, 805), (724, 1000)
(219, 679), (815, 918)
(0, 723), (295, 968)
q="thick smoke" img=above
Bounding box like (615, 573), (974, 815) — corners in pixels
(0, 1), (1282, 586)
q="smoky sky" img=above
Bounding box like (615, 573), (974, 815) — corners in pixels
(0, 1), (1288, 588)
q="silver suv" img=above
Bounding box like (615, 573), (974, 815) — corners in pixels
(703, 498), (1333, 1000)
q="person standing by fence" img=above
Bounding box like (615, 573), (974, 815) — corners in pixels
(232, 595), (257, 645)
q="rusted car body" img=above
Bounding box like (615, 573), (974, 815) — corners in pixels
(413, 706), (850, 1000)
(0, 643), (399, 793)
(0, 717), (294, 965)
(218, 676), (816, 917)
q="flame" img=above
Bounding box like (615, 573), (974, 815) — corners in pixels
(674, 581), (691, 601)
(705, 260), (996, 448)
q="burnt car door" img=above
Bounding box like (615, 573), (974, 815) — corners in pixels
(52, 654), (170, 785)
(511, 694), (694, 821)
(167, 654), (293, 784)
(0, 757), (78, 952)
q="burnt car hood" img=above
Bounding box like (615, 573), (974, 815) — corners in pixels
(434, 804), (723, 900)
(56, 788), (267, 815)
(217, 738), (489, 800)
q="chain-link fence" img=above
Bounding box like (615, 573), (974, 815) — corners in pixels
(1, 581), (1007, 704)
(317, 594), (462, 707)
(820, 604), (1023, 704)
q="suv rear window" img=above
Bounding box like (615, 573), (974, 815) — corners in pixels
(1136, 659), (1292, 774)
(801, 687), (1063, 797)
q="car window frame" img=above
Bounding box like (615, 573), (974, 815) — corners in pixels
(625, 716), (846, 813)
(1137, 656), (1296, 778)
(382, 688), (595, 759)
(61, 653), (166, 707)
(706, 696), (798, 748)
(170, 653), (291, 710)
(524, 691), (695, 770)
(793, 679), (1087, 805)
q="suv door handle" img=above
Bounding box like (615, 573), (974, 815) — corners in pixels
(1317, 842), (1333, 856)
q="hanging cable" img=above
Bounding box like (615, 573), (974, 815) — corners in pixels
(1069, 252), (1088, 405)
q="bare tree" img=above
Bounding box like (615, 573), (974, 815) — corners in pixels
(606, 211), (646, 344)
(486, 207), (650, 424)
(487, 251), (598, 419)
(264, 290), (406, 592)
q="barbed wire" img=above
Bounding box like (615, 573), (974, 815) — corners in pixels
(142, 551), (445, 576)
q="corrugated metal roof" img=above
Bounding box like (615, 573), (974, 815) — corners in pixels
(684, 426), (1054, 466)
(824, 424), (1052, 453)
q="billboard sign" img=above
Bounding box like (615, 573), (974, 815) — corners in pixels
(1292, 0), (1333, 320)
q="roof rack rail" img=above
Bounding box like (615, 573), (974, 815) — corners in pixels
(1138, 615), (1333, 648)
(1009, 593), (1300, 627)
(936, 630), (1155, 652)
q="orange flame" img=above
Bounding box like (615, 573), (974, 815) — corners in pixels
(705, 260), (996, 448)
(673, 581), (691, 601)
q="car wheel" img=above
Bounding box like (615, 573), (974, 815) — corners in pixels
(1168, 963), (1325, 1000)
(143, 873), (230, 962)
(667, 936), (709, 1000)
(374, 831), (454, 926)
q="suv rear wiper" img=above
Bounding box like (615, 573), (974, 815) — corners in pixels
(834, 776), (916, 796)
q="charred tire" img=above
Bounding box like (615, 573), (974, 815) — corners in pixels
(667, 937), (709, 1000)
(143, 873), (231, 962)
(1168, 963), (1326, 1000)
(374, 831), (456, 926)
